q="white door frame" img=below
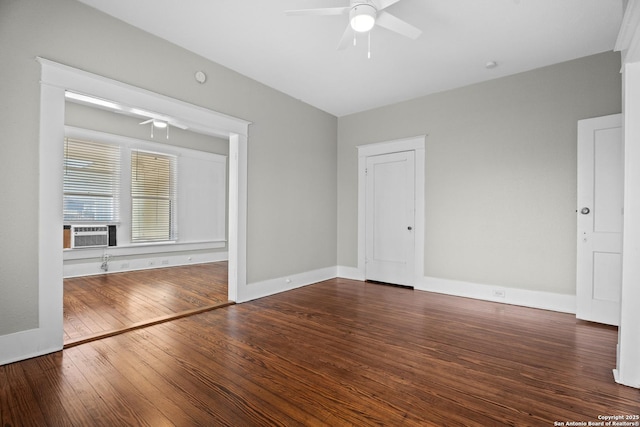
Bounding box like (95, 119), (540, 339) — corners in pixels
(0, 58), (250, 365)
(613, 0), (640, 389)
(357, 135), (425, 283)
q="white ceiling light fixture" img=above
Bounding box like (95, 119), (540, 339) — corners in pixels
(350, 3), (377, 33)
(285, 0), (422, 53)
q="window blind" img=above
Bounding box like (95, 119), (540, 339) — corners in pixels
(131, 150), (177, 242)
(63, 138), (120, 222)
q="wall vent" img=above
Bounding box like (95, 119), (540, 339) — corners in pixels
(71, 225), (108, 248)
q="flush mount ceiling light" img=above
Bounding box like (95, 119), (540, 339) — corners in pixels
(350, 3), (376, 32)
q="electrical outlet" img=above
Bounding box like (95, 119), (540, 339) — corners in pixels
(161, 260), (169, 265)
(121, 262), (129, 269)
(492, 289), (506, 298)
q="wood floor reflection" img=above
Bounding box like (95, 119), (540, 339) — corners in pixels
(63, 261), (229, 347)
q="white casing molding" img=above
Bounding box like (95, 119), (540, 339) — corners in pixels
(227, 133), (248, 303)
(615, 0), (640, 64)
(613, 2), (640, 389)
(0, 58), (250, 366)
(614, 62), (640, 389)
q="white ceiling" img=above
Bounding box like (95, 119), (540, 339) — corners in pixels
(76, 0), (624, 117)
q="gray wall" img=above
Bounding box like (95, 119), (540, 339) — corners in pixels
(337, 51), (622, 295)
(0, 0), (337, 335)
(0, 0), (622, 339)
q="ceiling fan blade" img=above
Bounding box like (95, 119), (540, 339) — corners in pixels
(337, 23), (355, 50)
(285, 7), (349, 16)
(375, 11), (422, 39)
(373, 0), (402, 11)
(139, 119), (153, 125)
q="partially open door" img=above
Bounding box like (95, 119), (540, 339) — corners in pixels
(576, 114), (623, 326)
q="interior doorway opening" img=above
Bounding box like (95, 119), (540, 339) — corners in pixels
(13, 58), (251, 363)
(61, 100), (234, 345)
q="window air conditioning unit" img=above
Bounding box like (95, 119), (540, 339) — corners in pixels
(71, 225), (109, 248)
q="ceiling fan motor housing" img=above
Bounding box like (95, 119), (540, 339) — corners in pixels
(350, 3), (377, 32)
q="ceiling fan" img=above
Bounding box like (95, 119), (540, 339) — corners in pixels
(64, 91), (189, 140)
(285, 0), (422, 51)
(139, 117), (188, 139)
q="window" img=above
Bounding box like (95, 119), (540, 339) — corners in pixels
(63, 127), (223, 251)
(63, 138), (120, 222)
(131, 150), (177, 242)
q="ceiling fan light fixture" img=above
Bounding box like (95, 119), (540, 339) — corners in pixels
(152, 120), (168, 129)
(350, 4), (376, 33)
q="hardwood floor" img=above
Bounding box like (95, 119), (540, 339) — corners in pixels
(3, 278), (638, 426)
(64, 262), (229, 346)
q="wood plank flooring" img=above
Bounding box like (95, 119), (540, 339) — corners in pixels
(4, 278), (639, 426)
(64, 262), (229, 346)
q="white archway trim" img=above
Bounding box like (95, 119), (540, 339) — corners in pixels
(228, 133), (248, 302)
(356, 135), (426, 284)
(0, 58), (250, 365)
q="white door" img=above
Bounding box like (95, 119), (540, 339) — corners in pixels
(576, 114), (623, 326)
(365, 151), (415, 286)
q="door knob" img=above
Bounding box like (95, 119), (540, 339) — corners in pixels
(581, 207), (590, 215)
(407, 226), (413, 230)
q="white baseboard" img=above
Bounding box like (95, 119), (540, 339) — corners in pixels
(613, 368), (640, 389)
(64, 251), (228, 278)
(337, 267), (575, 314)
(416, 276), (576, 314)
(64, 261), (578, 313)
(0, 327), (63, 366)
(337, 265), (365, 281)
(239, 266), (338, 303)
